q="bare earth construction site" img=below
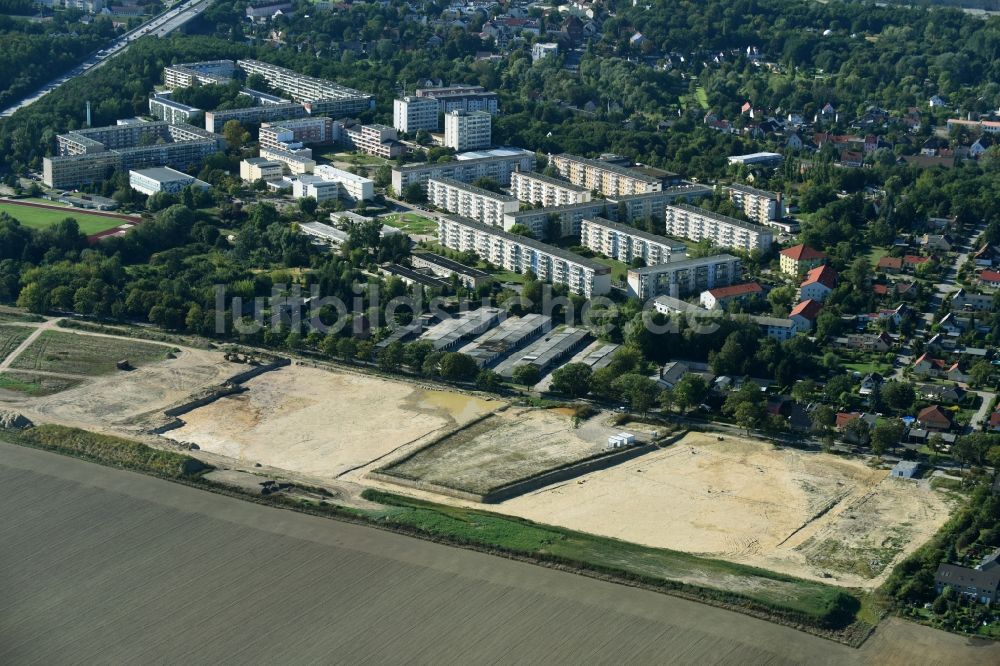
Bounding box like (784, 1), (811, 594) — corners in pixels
(0, 319), (958, 594)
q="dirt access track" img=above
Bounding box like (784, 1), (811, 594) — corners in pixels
(494, 432), (955, 589)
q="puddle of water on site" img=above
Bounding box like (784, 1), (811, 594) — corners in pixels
(417, 390), (502, 422)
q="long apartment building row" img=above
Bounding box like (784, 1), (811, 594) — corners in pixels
(235, 60), (374, 109)
(626, 254), (742, 300)
(724, 183), (784, 225)
(44, 121), (223, 188)
(391, 150), (536, 193)
(550, 153), (662, 197)
(427, 177), (519, 228)
(438, 215), (611, 296)
(148, 92), (204, 125)
(580, 217), (686, 266)
(259, 117), (337, 151)
(163, 60), (238, 88)
(509, 170), (592, 207)
(664, 204), (774, 252)
(414, 85), (499, 114)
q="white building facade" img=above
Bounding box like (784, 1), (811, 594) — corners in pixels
(427, 177), (519, 227)
(663, 204), (774, 252)
(444, 110), (492, 151)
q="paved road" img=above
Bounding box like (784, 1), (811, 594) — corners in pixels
(3, 442), (998, 664)
(0, 0), (212, 118)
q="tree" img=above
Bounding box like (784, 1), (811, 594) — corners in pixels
(298, 196), (318, 217)
(824, 374), (854, 403)
(792, 379), (816, 404)
(439, 352), (478, 381)
(881, 381), (915, 412)
(811, 405), (836, 431)
(612, 373), (660, 414)
(221, 119), (249, 154)
(658, 388), (674, 412)
(672, 374), (708, 413)
(734, 400), (765, 434)
(377, 341), (404, 371)
(475, 369), (503, 392)
(844, 417), (871, 446)
(401, 182), (426, 203)
(512, 364), (541, 386)
(969, 360), (993, 387)
(508, 224), (535, 238)
(550, 362), (592, 398)
(336, 336), (357, 362)
(871, 420), (904, 456)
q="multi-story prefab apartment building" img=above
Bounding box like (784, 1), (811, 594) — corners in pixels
(259, 146), (316, 175)
(606, 185), (713, 225)
(663, 204), (774, 252)
(391, 150), (536, 194)
(626, 254), (742, 300)
(148, 93), (203, 126)
(509, 171), (591, 207)
(44, 122), (223, 188)
(580, 217), (686, 266)
(292, 175), (340, 202)
(550, 153), (662, 197)
(438, 215), (611, 296)
(724, 183), (784, 225)
(240, 157), (284, 182)
(414, 85), (499, 115)
(205, 103), (307, 133)
(503, 200), (612, 239)
(258, 117), (336, 151)
(342, 123), (405, 159)
(235, 59), (374, 113)
(393, 96), (440, 133)
(427, 177), (519, 227)
(444, 110), (491, 151)
(163, 60), (238, 89)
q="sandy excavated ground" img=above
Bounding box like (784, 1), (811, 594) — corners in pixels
(382, 407), (626, 494)
(165, 365), (503, 478)
(11, 347), (237, 429)
(498, 432), (955, 588)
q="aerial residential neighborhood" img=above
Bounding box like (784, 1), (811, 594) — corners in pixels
(1, 0), (1000, 662)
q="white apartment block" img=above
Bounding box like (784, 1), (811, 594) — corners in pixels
(259, 146), (316, 175)
(550, 153), (662, 197)
(663, 204), (774, 252)
(510, 171), (591, 207)
(532, 42), (559, 61)
(391, 150), (536, 194)
(503, 200), (612, 239)
(292, 175), (340, 202)
(258, 117), (336, 152)
(163, 60), (238, 89)
(415, 85), (499, 115)
(606, 185), (713, 224)
(626, 254), (742, 300)
(438, 216), (611, 296)
(240, 157), (284, 182)
(580, 217), (686, 266)
(343, 123), (405, 158)
(148, 93), (203, 126)
(428, 177), (518, 227)
(724, 183), (783, 225)
(444, 110), (491, 151)
(313, 164), (375, 201)
(393, 96), (440, 133)
(235, 59), (373, 111)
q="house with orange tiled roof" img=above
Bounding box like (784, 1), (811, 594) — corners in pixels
(913, 353), (949, 377)
(799, 264), (838, 302)
(876, 256), (902, 273)
(779, 243), (826, 275)
(917, 405), (953, 431)
(789, 299), (822, 331)
(979, 269), (1000, 288)
(699, 282), (763, 310)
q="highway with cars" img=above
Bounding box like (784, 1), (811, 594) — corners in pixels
(0, 0), (213, 118)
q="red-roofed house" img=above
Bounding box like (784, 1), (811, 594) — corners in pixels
(913, 353), (949, 377)
(799, 264), (838, 302)
(979, 270), (1000, 288)
(917, 405), (953, 431)
(789, 299), (823, 332)
(903, 255), (930, 272)
(989, 410), (1000, 432)
(780, 244), (827, 276)
(876, 256), (902, 273)
(699, 282), (763, 310)
(873, 284), (889, 296)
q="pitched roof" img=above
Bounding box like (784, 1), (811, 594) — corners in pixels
(789, 299), (823, 320)
(873, 284), (889, 295)
(802, 264), (838, 289)
(706, 282), (763, 299)
(877, 256), (903, 270)
(914, 353), (948, 370)
(917, 404), (952, 425)
(979, 269), (1000, 283)
(780, 244), (826, 262)
(935, 563), (1000, 593)
(904, 254), (930, 264)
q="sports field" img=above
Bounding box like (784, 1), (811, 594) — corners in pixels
(0, 201), (131, 234)
(382, 212), (438, 235)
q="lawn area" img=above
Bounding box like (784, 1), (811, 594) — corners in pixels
(694, 86), (710, 109)
(842, 360), (893, 376)
(382, 212), (438, 235)
(0, 325), (33, 363)
(590, 255), (630, 282)
(0, 308), (44, 323)
(359, 490), (861, 629)
(10, 331), (172, 376)
(0, 202), (128, 234)
(865, 246), (889, 266)
(316, 151), (389, 167)
(0, 371), (84, 396)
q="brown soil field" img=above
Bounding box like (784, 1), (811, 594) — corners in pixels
(164, 364), (503, 478)
(496, 432), (956, 588)
(381, 407), (632, 494)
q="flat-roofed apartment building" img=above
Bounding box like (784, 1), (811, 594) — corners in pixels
(438, 215), (611, 296)
(259, 117), (336, 151)
(313, 164), (374, 201)
(148, 92), (203, 125)
(626, 254), (742, 300)
(391, 150), (536, 194)
(664, 204), (774, 252)
(414, 85), (499, 115)
(235, 59), (374, 114)
(724, 183), (784, 225)
(580, 217), (686, 266)
(259, 146), (316, 175)
(606, 184), (713, 224)
(510, 171), (591, 207)
(205, 102), (307, 134)
(427, 177), (518, 227)
(343, 123), (405, 158)
(503, 200), (612, 238)
(393, 96), (440, 133)
(163, 60), (237, 89)
(444, 110), (491, 151)
(550, 153), (662, 197)
(240, 157), (284, 182)
(44, 121), (223, 188)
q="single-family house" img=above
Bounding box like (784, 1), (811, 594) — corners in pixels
(916, 404), (953, 431)
(935, 549), (1000, 605)
(859, 373), (883, 397)
(921, 234), (953, 252)
(913, 353), (948, 377)
(876, 256), (903, 273)
(799, 264), (838, 302)
(990, 409), (1000, 432)
(979, 270), (1000, 288)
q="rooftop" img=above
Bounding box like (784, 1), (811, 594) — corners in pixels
(781, 244), (826, 261)
(669, 203), (773, 234)
(629, 253), (740, 276)
(583, 216), (687, 251)
(429, 176), (518, 201)
(554, 153), (662, 184)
